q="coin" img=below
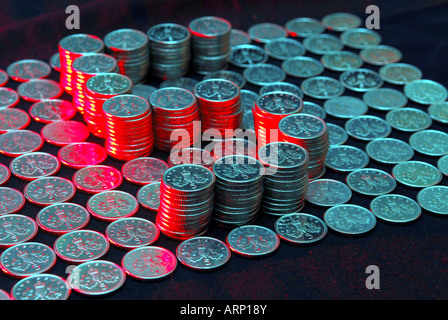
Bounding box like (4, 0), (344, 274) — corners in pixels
(0, 187), (26, 215)
(325, 145), (369, 172)
(41, 120), (90, 147)
(24, 177), (76, 206)
(0, 69), (9, 87)
(17, 79), (62, 102)
(321, 51), (363, 71)
(137, 182), (161, 211)
(106, 217), (159, 249)
(346, 168), (396, 196)
(87, 190), (139, 221)
(366, 138), (414, 164)
(57, 142), (107, 169)
(0, 108), (31, 133)
(363, 88), (408, 111)
(36, 203), (90, 234)
(0, 130), (44, 157)
(243, 63), (286, 86)
(176, 236), (231, 271)
(203, 70), (246, 88)
(417, 186), (448, 215)
(121, 246), (177, 280)
(0, 214), (38, 248)
(306, 179), (352, 206)
(231, 29), (251, 47)
(409, 130), (448, 156)
(327, 123), (348, 146)
(0, 242), (56, 278)
(379, 63), (422, 85)
(302, 101), (326, 120)
(281, 56), (324, 78)
(345, 115), (391, 141)
(0, 87), (19, 109)
(322, 12), (362, 31)
(49, 53), (61, 72)
(370, 194), (421, 224)
(6, 59), (51, 82)
(274, 213), (327, 245)
(324, 204), (376, 235)
(10, 152), (61, 181)
(132, 84), (157, 101)
(160, 77), (199, 93)
(72, 165), (123, 194)
(0, 164), (11, 185)
(303, 34), (343, 54)
(404, 79), (448, 105)
(324, 96), (368, 119)
(428, 102), (448, 124)
(11, 274), (71, 300)
(301, 76), (345, 99)
(0, 289), (10, 300)
(339, 68), (383, 92)
(226, 225), (280, 257)
(29, 99), (77, 124)
(121, 157), (169, 185)
(360, 45), (402, 65)
(385, 107), (432, 132)
(259, 82), (303, 98)
(438, 155), (448, 176)
(248, 23), (287, 43)
(264, 38), (306, 60)
(392, 161), (442, 188)
(340, 28), (382, 49)
(229, 44), (268, 68)
(66, 260), (125, 296)
(285, 17), (325, 37)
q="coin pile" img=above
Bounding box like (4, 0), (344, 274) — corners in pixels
(147, 23), (191, 80)
(156, 164), (215, 240)
(150, 87), (200, 152)
(188, 16), (232, 74)
(212, 155), (265, 228)
(104, 28), (150, 84)
(102, 94), (154, 161)
(279, 114), (329, 180)
(258, 142), (309, 215)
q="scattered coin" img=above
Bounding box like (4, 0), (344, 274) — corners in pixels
(0, 164), (11, 185)
(29, 99), (77, 124)
(231, 29), (251, 48)
(301, 76), (345, 99)
(0, 214), (38, 248)
(322, 12), (362, 31)
(327, 123), (348, 146)
(417, 186), (448, 215)
(24, 176), (76, 206)
(274, 213), (327, 245)
(345, 115), (391, 141)
(87, 190), (139, 221)
(121, 157), (169, 185)
(325, 145), (369, 172)
(302, 101), (326, 120)
(0, 130), (44, 157)
(49, 53), (61, 72)
(0, 187), (26, 215)
(229, 44), (269, 68)
(243, 63), (286, 86)
(363, 88), (408, 111)
(404, 79), (448, 105)
(106, 217), (159, 249)
(370, 194), (421, 224)
(366, 138), (414, 164)
(324, 204), (376, 235)
(0, 289), (10, 300)
(339, 68), (383, 92)
(137, 182), (161, 211)
(324, 95), (368, 118)
(321, 51), (363, 71)
(0, 69), (9, 87)
(306, 179), (352, 206)
(379, 63), (422, 85)
(285, 17), (325, 37)
(385, 107), (432, 132)
(226, 225), (280, 258)
(11, 274), (71, 300)
(409, 130), (448, 156)
(36, 203), (90, 235)
(6, 59), (51, 82)
(264, 38), (306, 60)
(0, 108), (31, 133)
(9, 152), (60, 181)
(72, 165), (123, 194)
(428, 102), (448, 124)
(340, 28), (382, 49)
(57, 142), (107, 169)
(281, 56), (324, 78)
(392, 161), (442, 188)
(17, 79), (62, 102)
(0, 87), (20, 109)
(346, 168), (396, 196)
(303, 34), (343, 54)
(438, 155), (448, 176)
(248, 23), (288, 43)
(360, 45), (402, 65)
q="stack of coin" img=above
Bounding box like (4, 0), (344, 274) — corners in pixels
(147, 23), (191, 80)
(194, 79), (242, 136)
(253, 91), (303, 148)
(188, 16), (232, 74)
(279, 114), (329, 180)
(83, 73), (133, 138)
(104, 28), (150, 84)
(156, 164), (215, 240)
(258, 142), (309, 215)
(71, 53), (118, 114)
(212, 155), (265, 228)
(58, 33), (105, 95)
(149, 87), (200, 152)
(102, 94), (154, 161)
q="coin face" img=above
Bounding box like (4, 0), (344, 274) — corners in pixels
(29, 99), (77, 123)
(121, 246), (177, 280)
(0, 289), (10, 300)
(282, 56), (324, 78)
(322, 12), (362, 31)
(59, 33), (105, 54)
(258, 142), (309, 171)
(229, 44), (269, 68)
(303, 34), (343, 54)
(189, 16), (231, 37)
(409, 130), (448, 156)
(176, 236), (231, 271)
(10, 152), (61, 180)
(194, 78), (240, 102)
(428, 102), (448, 124)
(17, 79), (62, 102)
(0, 108), (31, 133)
(106, 217), (159, 249)
(0, 130), (44, 157)
(264, 38), (306, 60)
(306, 179), (352, 206)
(301, 101), (326, 120)
(285, 17), (325, 37)
(324, 96), (368, 119)
(73, 165), (123, 193)
(379, 63), (422, 85)
(0, 214), (38, 248)
(324, 204), (376, 235)
(121, 157), (169, 185)
(366, 138), (414, 164)
(72, 52), (117, 75)
(243, 63), (286, 86)
(392, 161), (442, 188)
(339, 68), (383, 92)
(203, 70), (246, 88)
(11, 274), (71, 300)
(438, 155), (448, 176)
(0, 87), (19, 109)
(256, 91), (303, 115)
(248, 23), (287, 43)
(104, 28), (148, 51)
(0, 164), (11, 185)
(41, 120), (90, 146)
(340, 28), (382, 49)
(370, 194), (421, 223)
(360, 45), (402, 65)
(0, 69), (9, 87)
(321, 51), (363, 71)
(163, 164), (215, 192)
(363, 88), (408, 111)
(226, 225), (280, 257)
(417, 186), (448, 215)
(301, 76), (345, 99)
(346, 168), (396, 196)
(132, 84), (157, 101)
(36, 203), (90, 234)
(230, 29), (251, 47)
(86, 73), (132, 96)
(327, 123), (348, 146)
(87, 190), (139, 221)
(404, 79), (448, 105)
(58, 142), (107, 169)
(274, 213), (327, 245)
(7, 59), (51, 82)
(345, 115), (391, 141)
(137, 182), (161, 211)
(213, 155), (264, 184)
(24, 177), (76, 206)
(385, 107), (432, 132)
(325, 145), (369, 172)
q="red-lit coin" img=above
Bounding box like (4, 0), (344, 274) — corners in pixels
(72, 165), (123, 194)
(0, 108), (31, 133)
(0, 164), (11, 185)
(36, 203), (90, 235)
(17, 79), (62, 102)
(9, 152), (61, 181)
(0, 87), (19, 109)
(106, 217), (159, 250)
(87, 190), (139, 221)
(0, 187), (26, 215)
(137, 182), (161, 211)
(24, 177), (76, 206)
(0, 214), (38, 248)
(57, 142), (107, 169)
(121, 157), (169, 185)
(0, 130), (44, 157)
(0, 69), (9, 87)
(41, 120), (90, 146)
(6, 59), (51, 82)
(29, 99), (77, 123)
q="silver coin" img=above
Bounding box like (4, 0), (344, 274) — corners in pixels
(392, 161), (442, 188)
(366, 138), (414, 164)
(379, 63), (422, 85)
(259, 82), (303, 98)
(386, 107), (432, 132)
(160, 77), (199, 93)
(339, 68), (383, 92)
(346, 168), (396, 196)
(417, 186), (448, 215)
(231, 29), (251, 47)
(360, 45), (402, 65)
(428, 102), (448, 124)
(327, 123), (348, 145)
(226, 225), (280, 257)
(59, 33), (105, 54)
(243, 63), (286, 86)
(322, 12), (362, 31)
(150, 87), (196, 111)
(306, 179), (352, 206)
(301, 76), (345, 99)
(281, 56), (324, 78)
(86, 73), (132, 96)
(438, 155), (448, 176)
(24, 177), (76, 206)
(321, 51), (363, 71)
(17, 79), (62, 102)
(49, 53), (61, 71)
(0, 214), (38, 248)
(0, 87), (19, 109)
(72, 53), (118, 75)
(163, 164), (215, 192)
(137, 182), (161, 211)
(106, 217), (159, 249)
(256, 91), (303, 115)
(363, 88), (408, 111)
(340, 28), (382, 49)
(229, 44), (269, 68)
(409, 130), (448, 156)
(274, 213), (327, 245)
(345, 115), (391, 141)
(325, 145), (369, 172)
(303, 34), (343, 54)
(370, 194), (421, 224)
(7, 59), (51, 82)
(302, 101), (326, 120)
(285, 17), (325, 37)
(0, 289), (10, 300)
(264, 38), (306, 60)
(132, 84), (157, 100)
(11, 274), (71, 300)
(324, 204), (376, 235)
(176, 236), (231, 271)
(0, 163), (10, 185)
(0, 187), (26, 215)
(404, 79), (448, 105)
(36, 203), (90, 234)
(194, 78), (240, 103)
(10, 152), (60, 181)
(324, 96), (368, 119)
(248, 23), (287, 43)
(203, 70), (246, 88)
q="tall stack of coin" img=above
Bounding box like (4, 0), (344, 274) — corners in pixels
(71, 53), (118, 114)
(102, 94), (154, 161)
(188, 16), (232, 74)
(194, 79), (242, 136)
(279, 114), (329, 180)
(156, 164), (215, 240)
(212, 155), (265, 228)
(83, 73), (133, 138)
(253, 91), (303, 149)
(147, 23), (191, 80)
(58, 33), (105, 95)
(150, 87), (200, 152)
(258, 142), (309, 215)
(104, 28), (150, 84)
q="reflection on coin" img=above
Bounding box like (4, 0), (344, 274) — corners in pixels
(339, 68), (383, 92)
(301, 76), (345, 99)
(306, 179), (352, 206)
(326, 145), (369, 172)
(366, 138), (414, 164)
(340, 28), (381, 49)
(0, 214), (38, 248)
(417, 186), (448, 215)
(36, 203), (90, 234)
(345, 115), (391, 141)
(370, 194), (421, 223)
(57, 142), (107, 169)
(438, 155), (448, 176)
(11, 274), (71, 300)
(303, 34), (343, 54)
(327, 123), (348, 145)
(409, 130), (448, 156)
(363, 88), (408, 111)
(285, 17), (325, 37)
(243, 63), (286, 86)
(360, 45), (402, 65)
(231, 29), (251, 48)
(385, 107), (432, 132)
(428, 102), (448, 124)
(0, 187), (26, 215)
(226, 225), (280, 258)
(248, 23), (287, 43)
(41, 120), (90, 146)
(392, 161), (442, 188)
(379, 63), (422, 85)
(281, 56), (324, 78)
(264, 38), (305, 60)
(274, 213), (327, 245)
(346, 168), (396, 196)
(324, 96), (367, 119)
(321, 51), (363, 71)
(259, 82), (303, 98)
(324, 204), (376, 236)
(106, 217), (159, 249)
(404, 79), (448, 105)
(322, 12), (362, 31)
(302, 101), (326, 120)
(54, 230), (110, 263)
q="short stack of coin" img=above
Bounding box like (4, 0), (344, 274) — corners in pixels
(147, 23), (191, 80)
(212, 155), (265, 228)
(150, 87), (200, 152)
(83, 73), (133, 138)
(104, 28), (150, 84)
(156, 164), (215, 240)
(253, 91), (303, 149)
(279, 114), (329, 180)
(71, 53), (118, 114)
(258, 142), (309, 215)
(188, 16), (232, 74)
(58, 33), (105, 95)
(102, 94), (154, 161)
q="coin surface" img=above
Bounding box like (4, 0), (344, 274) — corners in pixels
(302, 101), (326, 120)
(363, 88), (408, 111)
(366, 138), (414, 164)
(264, 38), (306, 60)
(0, 108), (31, 133)
(409, 130), (448, 156)
(327, 123), (348, 146)
(7, 59), (51, 82)
(49, 53), (61, 71)
(360, 45), (402, 65)
(203, 70), (246, 88)
(0, 214), (38, 248)
(226, 225), (280, 257)
(231, 29), (251, 47)
(324, 204), (376, 235)
(87, 190), (139, 221)
(285, 17), (325, 37)
(339, 68), (383, 92)
(24, 177), (76, 206)
(370, 194), (421, 223)
(345, 115), (391, 141)
(72, 165), (123, 194)
(340, 28), (382, 49)
(121, 157), (169, 185)
(392, 161), (442, 188)
(438, 155), (448, 176)
(0, 87), (19, 109)
(417, 186), (448, 215)
(29, 99), (77, 124)
(243, 63), (286, 86)
(404, 79), (448, 105)
(428, 102), (448, 124)
(0, 130), (44, 157)
(11, 274), (71, 300)
(0, 187), (26, 215)
(379, 63), (422, 85)
(322, 12), (362, 31)
(10, 152), (61, 180)
(281, 56), (324, 78)
(248, 23), (287, 43)
(0, 164), (11, 185)
(160, 77), (199, 93)
(346, 168), (396, 196)
(41, 120), (90, 146)
(229, 44), (269, 68)
(325, 145), (369, 172)
(58, 142), (107, 169)
(137, 182), (161, 211)
(306, 179), (352, 206)
(0, 69), (9, 87)
(324, 96), (368, 119)
(106, 217), (159, 249)
(36, 203), (90, 234)
(303, 34), (343, 54)
(274, 213), (327, 245)
(385, 107), (432, 132)
(0, 289), (10, 300)
(320, 51), (363, 71)
(301, 76), (345, 99)
(17, 79), (62, 102)
(176, 236), (231, 271)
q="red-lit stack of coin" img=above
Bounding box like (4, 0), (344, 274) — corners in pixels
(83, 73), (133, 138)
(71, 53), (118, 114)
(193, 79), (242, 136)
(156, 164), (215, 240)
(253, 91), (303, 149)
(149, 87), (200, 152)
(102, 94), (154, 161)
(58, 33), (105, 95)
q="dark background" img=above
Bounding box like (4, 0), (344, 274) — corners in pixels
(0, 0), (448, 303)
